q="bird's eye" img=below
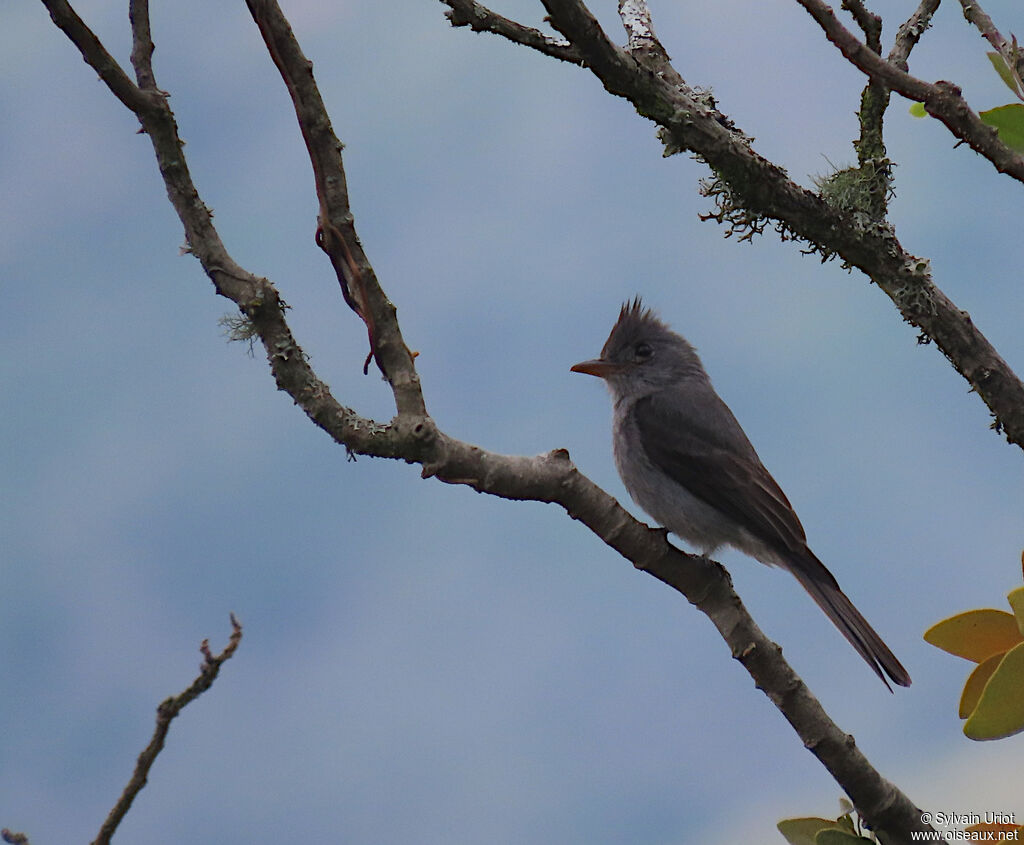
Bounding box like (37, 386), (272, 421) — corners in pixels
(634, 342), (653, 361)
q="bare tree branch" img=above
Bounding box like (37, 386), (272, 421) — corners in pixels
(958, 0), (1014, 61)
(442, 0), (582, 63)
(958, 0), (1004, 50)
(890, 0), (942, 68)
(795, 0), (1024, 182)
(42, 0), (151, 114)
(92, 615), (243, 845)
(245, 0), (425, 408)
(540, 0), (637, 83)
(841, 0), (882, 48)
(128, 0), (156, 90)
(958, 0), (1024, 94)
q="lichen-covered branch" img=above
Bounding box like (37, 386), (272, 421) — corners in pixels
(839, 0), (892, 220)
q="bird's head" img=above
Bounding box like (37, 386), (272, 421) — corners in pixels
(571, 298), (705, 399)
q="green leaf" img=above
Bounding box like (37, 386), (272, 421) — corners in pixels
(908, 102), (927, 118)
(980, 104), (1024, 152)
(986, 52), (1023, 98)
(964, 641), (1024, 740)
(924, 609), (1022, 662)
(778, 818), (841, 845)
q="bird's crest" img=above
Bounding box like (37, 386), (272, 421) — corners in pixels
(603, 297), (670, 356)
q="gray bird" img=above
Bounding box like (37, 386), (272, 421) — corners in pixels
(571, 299), (911, 689)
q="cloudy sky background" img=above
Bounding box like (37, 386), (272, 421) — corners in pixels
(3, 0), (1023, 842)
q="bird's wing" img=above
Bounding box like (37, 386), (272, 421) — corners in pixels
(632, 394), (912, 689)
(632, 392), (808, 557)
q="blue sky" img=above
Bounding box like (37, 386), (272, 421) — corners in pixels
(3, 1), (1023, 842)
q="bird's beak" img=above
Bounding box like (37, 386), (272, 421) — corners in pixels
(570, 358), (623, 378)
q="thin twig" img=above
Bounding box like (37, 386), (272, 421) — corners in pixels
(959, 0), (1011, 57)
(245, 0), (426, 415)
(42, 0), (149, 114)
(91, 616), (243, 845)
(842, 0), (882, 50)
(244, 0), (375, 365)
(958, 0), (1024, 94)
(889, 0), (942, 68)
(128, 0), (156, 89)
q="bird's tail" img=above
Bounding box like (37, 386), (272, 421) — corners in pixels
(789, 553), (911, 691)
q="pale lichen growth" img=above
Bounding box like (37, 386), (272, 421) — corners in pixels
(892, 255), (938, 326)
(619, 0), (655, 44)
(813, 157), (892, 216)
(219, 311), (259, 355)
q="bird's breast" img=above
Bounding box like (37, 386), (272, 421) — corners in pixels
(612, 404), (747, 556)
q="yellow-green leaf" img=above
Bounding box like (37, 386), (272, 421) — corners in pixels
(778, 818), (841, 845)
(986, 52), (1024, 98)
(964, 641), (1024, 740)
(980, 104), (1024, 152)
(924, 609), (1022, 662)
(909, 102), (927, 118)
(816, 830), (873, 845)
(1007, 586), (1024, 635)
(959, 651), (1003, 718)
